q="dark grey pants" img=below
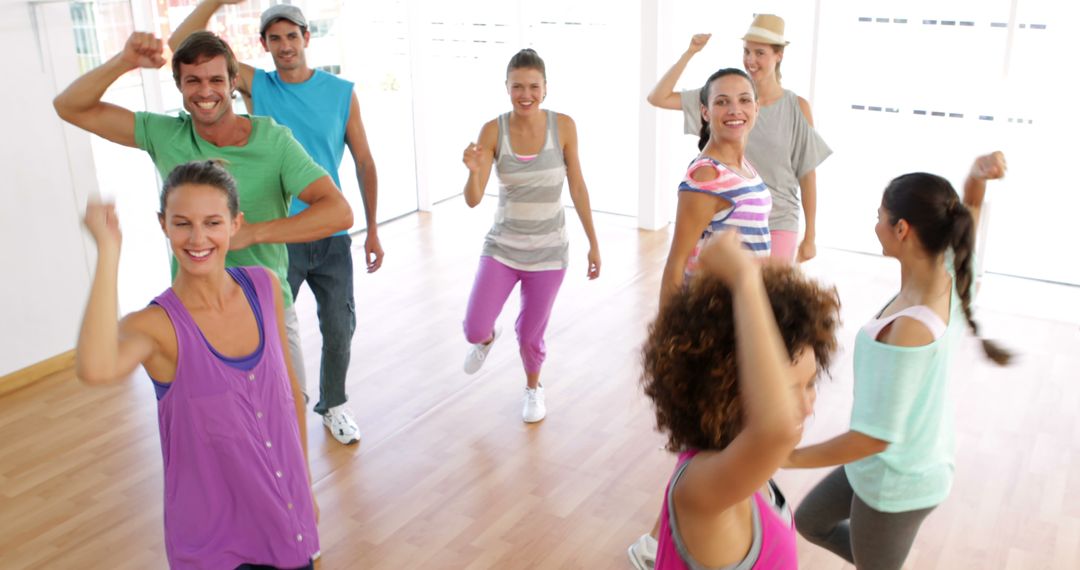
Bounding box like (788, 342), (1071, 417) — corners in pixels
(795, 466), (936, 570)
(287, 234), (356, 415)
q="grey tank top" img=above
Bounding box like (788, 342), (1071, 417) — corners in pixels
(480, 110), (569, 271)
(680, 88), (832, 232)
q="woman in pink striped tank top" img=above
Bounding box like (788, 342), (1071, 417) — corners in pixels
(640, 230), (841, 570)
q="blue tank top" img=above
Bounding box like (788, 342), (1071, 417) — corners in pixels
(251, 68), (354, 233)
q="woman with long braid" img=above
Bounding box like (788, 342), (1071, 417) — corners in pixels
(787, 152), (1011, 569)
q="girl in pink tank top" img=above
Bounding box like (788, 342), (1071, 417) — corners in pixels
(75, 161), (317, 569)
(640, 231), (841, 570)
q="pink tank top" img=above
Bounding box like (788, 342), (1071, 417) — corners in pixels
(655, 450), (798, 570)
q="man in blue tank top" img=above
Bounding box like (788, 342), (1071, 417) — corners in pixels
(171, 1), (383, 445)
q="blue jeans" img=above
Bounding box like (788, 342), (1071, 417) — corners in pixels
(287, 234), (355, 415)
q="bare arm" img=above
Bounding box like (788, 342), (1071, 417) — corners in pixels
(231, 176), (353, 249)
(53, 33), (165, 148)
(659, 191), (719, 308)
(964, 151), (1006, 234)
(795, 96), (818, 263)
(676, 231), (803, 512)
(559, 114), (601, 279)
(647, 33), (710, 110)
(462, 120), (498, 208)
(344, 92), (383, 272)
(797, 170), (818, 262)
(786, 430), (889, 469)
(75, 202), (157, 385)
(167, 0), (255, 97)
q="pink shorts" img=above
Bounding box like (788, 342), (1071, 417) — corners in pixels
(770, 230), (798, 263)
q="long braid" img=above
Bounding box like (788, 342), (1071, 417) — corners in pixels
(949, 200), (1012, 365)
(883, 173), (1012, 366)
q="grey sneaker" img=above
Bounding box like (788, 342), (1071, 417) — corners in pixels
(522, 385), (546, 423)
(627, 533), (657, 569)
(464, 326), (501, 374)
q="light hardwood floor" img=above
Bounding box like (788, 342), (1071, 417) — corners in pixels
(1, 201), (1078, 569)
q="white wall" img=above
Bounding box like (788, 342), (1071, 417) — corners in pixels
(0, 0), (95, 377)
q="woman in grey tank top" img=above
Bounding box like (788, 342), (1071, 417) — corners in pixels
(459, 49), (602, 424)
(646, 14), (832, 266)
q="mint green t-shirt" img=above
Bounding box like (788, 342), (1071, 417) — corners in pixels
(845, 256), (965, 513)
(134, 112), (328, 307)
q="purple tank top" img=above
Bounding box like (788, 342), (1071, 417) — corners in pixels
(655, 450), (798, 570)
(152, 267), (318, 569)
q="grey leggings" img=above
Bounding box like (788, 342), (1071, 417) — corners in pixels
(795, 467), (935, 570)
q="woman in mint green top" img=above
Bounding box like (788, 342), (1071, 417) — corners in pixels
(784, 153), (1012, 569)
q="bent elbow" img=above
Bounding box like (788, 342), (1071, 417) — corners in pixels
(75, 366), (115, 386)
(646, 93), (659, 107)
(748, 421), (803, 453)
(335, 203), (354, 232)
(53, 96), (74, 122)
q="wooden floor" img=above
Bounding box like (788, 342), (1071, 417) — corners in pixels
(2, 200), (1078, 569)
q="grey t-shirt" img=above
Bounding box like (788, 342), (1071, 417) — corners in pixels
(680, 88), (831, 232)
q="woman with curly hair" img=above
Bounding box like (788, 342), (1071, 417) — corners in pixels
(785, 152), (1011, 569)
(640, 229), (841, 569)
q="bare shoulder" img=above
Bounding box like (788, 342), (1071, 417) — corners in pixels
(478, 118), (499, 144)
(121, 304), (173, 347)
(878, 316), (936, 347)
(795, 95), (815, 125)
(688, 160), (720, 183)
(556, 113), (578, 148)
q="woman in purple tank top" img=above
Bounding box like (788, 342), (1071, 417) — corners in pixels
(638, 230), (840, 570)
(75, 161), (317, 570)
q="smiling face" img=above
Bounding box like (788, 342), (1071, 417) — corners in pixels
(178, 55), (234, 127)
(261, 19), (310, 73)
(702, 74), (758, 144)
(505, 67), (546, 116)
(743, 40), (782, 83)
(159, 183), (239, 276)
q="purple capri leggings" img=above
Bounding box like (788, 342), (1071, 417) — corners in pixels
(463, 256), (566, 374)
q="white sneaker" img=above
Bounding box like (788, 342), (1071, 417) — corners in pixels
(522, 385), (546, 423)
(322, 404), (361, 445)
(627, 533), (657, 570)
(464, 326), (500, 374)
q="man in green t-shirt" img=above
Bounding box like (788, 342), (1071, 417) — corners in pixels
(54, 31), (353, 397)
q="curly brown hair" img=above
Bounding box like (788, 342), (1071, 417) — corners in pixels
(642, 265), (841, 452)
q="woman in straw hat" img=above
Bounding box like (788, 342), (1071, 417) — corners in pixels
(648, 14), (831, 264)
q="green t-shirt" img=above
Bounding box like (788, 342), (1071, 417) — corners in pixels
(134, 112), (327, 307)
(845, 255), (964, 513)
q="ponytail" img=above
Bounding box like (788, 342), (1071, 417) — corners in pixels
(697, 115), (710, 151)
